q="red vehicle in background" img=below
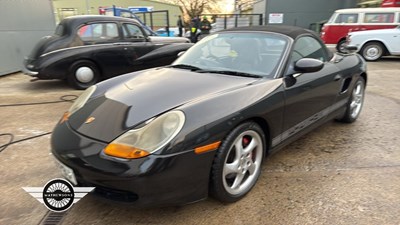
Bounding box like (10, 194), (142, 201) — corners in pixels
(320, 7), (400, 52)
(381, 0), (400, 7)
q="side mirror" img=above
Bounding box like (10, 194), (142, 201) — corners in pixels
(294, 58), (324, 73)
(177, 51), (185, 57)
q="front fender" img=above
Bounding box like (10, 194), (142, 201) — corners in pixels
(160, 79), (285, 155)
(136, 43), (194, 67)
(351, 36), (388, 53)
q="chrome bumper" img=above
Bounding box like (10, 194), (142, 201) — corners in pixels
(22, 67), (38, 76)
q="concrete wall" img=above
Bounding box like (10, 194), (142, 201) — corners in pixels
(265, 0), (357, 28)
(52, 0), (182, 28)
(253, 0), (266, 25)
(0, 0), (55, 76)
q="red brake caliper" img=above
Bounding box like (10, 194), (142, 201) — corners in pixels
(242, 136), (253, 160)
(242, 137), (250, 146)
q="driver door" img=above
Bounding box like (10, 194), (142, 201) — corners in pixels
(118, 23), (157, 73)
(281, 36), (342, 141)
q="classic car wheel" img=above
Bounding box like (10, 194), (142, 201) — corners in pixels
(210, 122), (265, 202)
(361, 42), (384, 61)
(69, 60), (100, 90)
(337, 77), (365, 123)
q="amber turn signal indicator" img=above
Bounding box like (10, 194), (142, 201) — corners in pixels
(194, 141), (221, 154)
(104, 143), (150, 159)
(59, 112), (70, 124)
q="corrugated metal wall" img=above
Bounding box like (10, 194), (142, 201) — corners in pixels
(0, 0), (55, 76)
(265, 0), (357, 28)
(52, 0), (182, 28)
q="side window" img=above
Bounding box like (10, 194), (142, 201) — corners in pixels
(364, 13), (395, 23)
(335, 13), (358, 23)
(77, 23), (118, 42)
(123, 24), (145, 39)
(106, 23), (119, 37)
(290, 36), (328, 63)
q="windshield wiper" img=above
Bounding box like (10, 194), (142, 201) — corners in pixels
(167, 64), (202, 71)
(197, 70), (263, 78)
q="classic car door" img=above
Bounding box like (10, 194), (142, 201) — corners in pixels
(76, 22), (134, 76)
(118, 23), (160, 72)
(280, 36), (342, 142)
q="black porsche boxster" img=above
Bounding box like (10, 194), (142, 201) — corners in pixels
(51, 25), (367, 207)
(23, 15), (192, 89)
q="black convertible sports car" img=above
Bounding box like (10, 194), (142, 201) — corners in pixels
(51, 25), (367, 207)
(23, 15), (192, 89)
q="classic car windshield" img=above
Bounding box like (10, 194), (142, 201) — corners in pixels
(173, 32), (288, 77)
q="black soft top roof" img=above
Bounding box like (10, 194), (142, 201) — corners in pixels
(221, 25), (317, 39)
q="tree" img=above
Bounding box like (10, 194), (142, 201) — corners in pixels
(160, 0), (219, 21)
(234, 0), (255, 13)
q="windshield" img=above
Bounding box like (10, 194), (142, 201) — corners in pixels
(327, 13), (337, 24)
(173, 32), (288, 77)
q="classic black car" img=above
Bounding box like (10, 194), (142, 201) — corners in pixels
(23, 15), (192, 89)
(51, 25), (367, 207)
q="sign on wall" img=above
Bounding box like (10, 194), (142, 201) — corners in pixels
(269, 13), (284, 24)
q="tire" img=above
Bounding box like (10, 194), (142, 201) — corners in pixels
(336, 39), (347, 53)
(68, 60), (100, 90)
(361, 42), (384, 61)
(210, 122), (265, 203)
(337, 77), (366, 123)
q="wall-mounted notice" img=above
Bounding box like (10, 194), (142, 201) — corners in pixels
(269, 13), (284, 24)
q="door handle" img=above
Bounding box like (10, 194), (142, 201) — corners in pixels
(334, 74), (342, 81)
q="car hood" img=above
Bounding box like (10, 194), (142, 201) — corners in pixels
(68, 68), (260, 142)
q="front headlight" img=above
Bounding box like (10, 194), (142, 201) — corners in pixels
(104, 110), (185, 159)
(59, 85), (96, 124)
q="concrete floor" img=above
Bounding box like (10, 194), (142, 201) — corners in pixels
(0, 58), (399, 225)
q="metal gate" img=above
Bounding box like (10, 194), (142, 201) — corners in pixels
(202, 14), (263, 32)
(134, 10), (170, 31)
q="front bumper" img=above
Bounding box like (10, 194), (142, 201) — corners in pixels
(23, 58), (39, 77)
(22, 67), (39, 77)
(51, 121), (215, 207)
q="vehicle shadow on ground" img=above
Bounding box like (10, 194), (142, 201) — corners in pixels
(23, 80), (72, 92)
(379, 56), (400, 62)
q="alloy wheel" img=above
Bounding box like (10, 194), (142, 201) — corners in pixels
(222, 130), (263, 195)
